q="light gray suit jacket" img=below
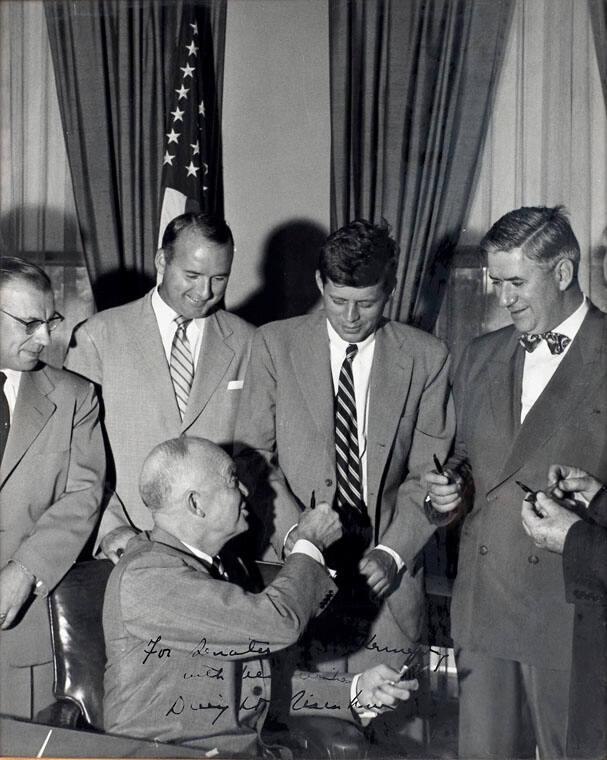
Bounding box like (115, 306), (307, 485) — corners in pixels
(65, 291), (254, 543)
(0, 364), (104, 666)
(235, 312), (455, 644)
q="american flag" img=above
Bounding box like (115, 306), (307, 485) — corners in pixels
(157, 4), (221, 246)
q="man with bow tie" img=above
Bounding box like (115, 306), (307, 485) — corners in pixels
(426, 205), (607, 759)
(103, 436), (417, 755)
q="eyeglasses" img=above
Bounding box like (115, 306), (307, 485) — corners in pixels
(0, 308), (64, 335)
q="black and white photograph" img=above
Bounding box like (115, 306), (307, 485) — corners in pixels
(0, 0), (606, 758)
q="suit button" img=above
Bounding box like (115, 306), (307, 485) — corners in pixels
(325, 478), (333, 487)
(479, 545), (488, 555)
(252, 686), (262, 696)
(528, 555), (539, 564)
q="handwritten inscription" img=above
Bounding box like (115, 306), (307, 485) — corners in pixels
(190, 637), (271, 658)
(166, 693), (270, 725)
(142, 635), (172, 665)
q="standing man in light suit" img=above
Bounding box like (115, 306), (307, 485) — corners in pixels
(65, 213), (254, 562)
(0, 257), (104, 718)
(427, 206), (607, 758)
(235, 219), (455, 684)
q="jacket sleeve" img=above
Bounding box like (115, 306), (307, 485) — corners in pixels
(563, 489), (607, 605)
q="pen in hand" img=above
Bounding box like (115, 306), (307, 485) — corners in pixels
(433, 454), (452, 483)
(309, 490), (316, 509)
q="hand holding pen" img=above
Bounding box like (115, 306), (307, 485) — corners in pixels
(424, 453), (462, 515)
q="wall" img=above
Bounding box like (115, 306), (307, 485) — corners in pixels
(222, 0), (331, 323)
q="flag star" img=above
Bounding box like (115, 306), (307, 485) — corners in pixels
(175, 84), (189, 100)
(191, 140), (200, 155)
(186, 161), (200, 177)
(186, 41), (199, 56)
(190, 21), (198, 34)
(180, 62), (195, 79)
(166, 129), (180, 144)
(171, 106), (184, 122)
(198, 99), (205, 116)
(163, 151), (175, 166)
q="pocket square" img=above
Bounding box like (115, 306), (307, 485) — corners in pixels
(227, 380), (244, 390)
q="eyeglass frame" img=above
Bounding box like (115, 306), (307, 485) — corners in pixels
(0, 308), (65, 335)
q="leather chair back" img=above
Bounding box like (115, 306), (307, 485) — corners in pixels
(47, 559), (113, 729)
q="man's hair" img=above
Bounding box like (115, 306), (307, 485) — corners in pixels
(139, 436), (228, 512)
(318, 219), (397, 291)
(161, 213), (234, 263)
(0, 256), (52, 294)
(480, 206), (580, 274)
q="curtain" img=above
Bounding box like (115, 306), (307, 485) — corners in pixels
(329, 0), (514, 330)
(462, 0), (607, 318)
(589, 0), (607, 104)
(45, 0), (226, 309)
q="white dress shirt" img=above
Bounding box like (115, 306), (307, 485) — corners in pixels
(520, 297), (588, 422)
(151, 288), (205, 367)
(0, 368), (21, 422)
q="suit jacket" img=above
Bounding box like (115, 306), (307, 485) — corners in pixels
(103, 528), (350, 754)
(0, 364), (104, 666)
(450, 304), (607, 669)
(563, 487), (607, 758)
(64, 291), (254, 542)
(235, 312), (455, 643)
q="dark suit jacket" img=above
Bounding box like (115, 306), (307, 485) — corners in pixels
(0, 364), (104, 666)
(235, 312), (455, 645)
(103, 528), (353, 755)
(450, 305), (607, 669)
(64, 291), (254, 545)
(563, 487), (607, 758)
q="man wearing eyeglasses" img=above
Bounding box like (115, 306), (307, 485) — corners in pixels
(0, 256), (105, 719)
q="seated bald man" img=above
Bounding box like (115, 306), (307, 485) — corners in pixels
(103, 437), (416, 755)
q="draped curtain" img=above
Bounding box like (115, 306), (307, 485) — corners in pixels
(462, 0), (607, 320)
(329, 0), (514, 330)
(589, 0), (607, 104)
(44, 0), (226, 309)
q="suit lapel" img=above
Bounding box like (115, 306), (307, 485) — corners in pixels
(291, 316), (335, 446)
(366, 323), (413, 504)
(492, 307), (606, 490)
(182, 311), (234, 432)
(127, 293), (181, 426)
(0, 367), (55, 487)
(484, 329), (523, 458)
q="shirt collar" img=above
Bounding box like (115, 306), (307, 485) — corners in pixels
(553, 296), (588, 339)
(0, 368), (22, 388)
(181, 540), (214, 566)
(151, 287), (205, 330)
(326, 320), (376, 354)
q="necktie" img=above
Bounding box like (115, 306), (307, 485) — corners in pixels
(211, 556), (229, 581)
(334, 344), (365, 515)
(519, 331), (571, 355)
(170, 316), (194, 419)
(0, 372), (10, 464)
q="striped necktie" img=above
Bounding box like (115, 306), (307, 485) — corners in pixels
(0, 372), (10, 464)
(334, 344), (365, 515)
(170, 316), (195, 420)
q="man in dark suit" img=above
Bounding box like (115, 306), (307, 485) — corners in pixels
(427, 206), (607, 758)
(0, 256), (105, 718)
(235, 219), (455, 679)
(522, 464), (607, 759)
(65, 213), (254, 563)
(103, 436), (416, 755)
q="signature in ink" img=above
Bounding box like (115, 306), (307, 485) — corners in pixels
(142, 635), (171, 665)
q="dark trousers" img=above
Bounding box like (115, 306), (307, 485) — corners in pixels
(456, 647), (570, 759)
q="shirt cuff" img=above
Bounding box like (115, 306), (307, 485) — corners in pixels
(375, 544), (405, 573)
(282, 523), (299, 557)
(350, 673), (377, 720)
(291, 539), (325, 566)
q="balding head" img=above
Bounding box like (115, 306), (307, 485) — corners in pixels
(139, 436), (248, 553)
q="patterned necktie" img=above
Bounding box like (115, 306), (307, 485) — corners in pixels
(211, 556), (229, 581)
(519, 331), (571, 355)
(170, 316), (194, 420)
(0, 372), (10, 464)
(334, 344), (365, 515)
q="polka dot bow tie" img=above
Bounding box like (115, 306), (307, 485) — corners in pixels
(519, 331), (571, 355)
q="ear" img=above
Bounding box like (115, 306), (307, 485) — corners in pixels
(155, 249), (167, 280)
(187, 491), (205, 519)
(554, 258), (575, 291)
(315, 270), (324, 296)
